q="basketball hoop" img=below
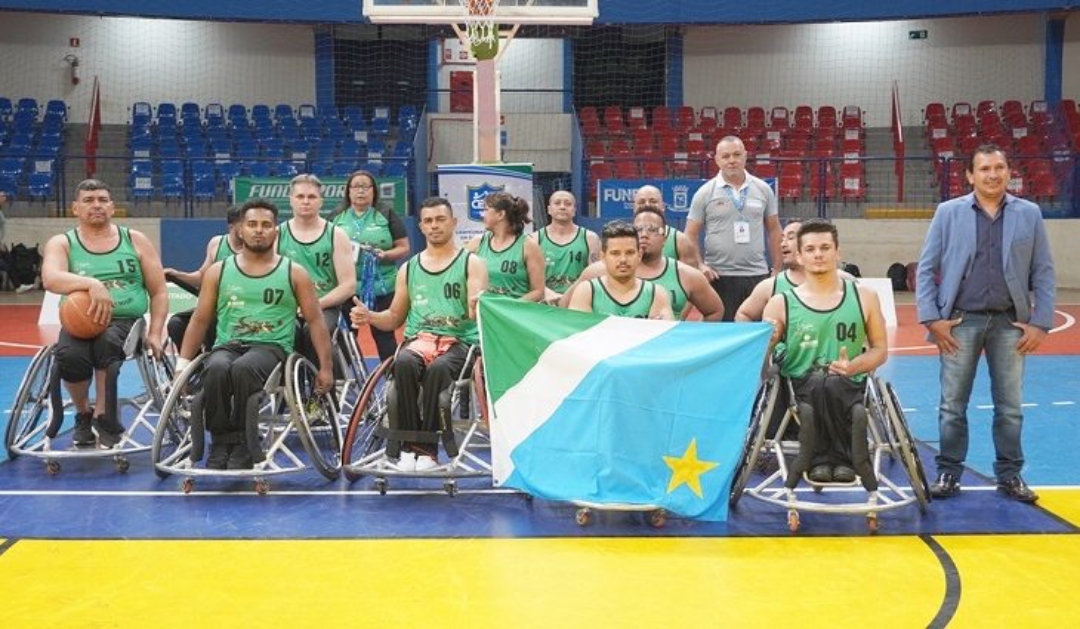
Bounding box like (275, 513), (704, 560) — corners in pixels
(459, 0), (501, 60)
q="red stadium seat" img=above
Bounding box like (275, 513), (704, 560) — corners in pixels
(674, 106), (696, 131)
(627, 106), (648, 130)
(641, 159), (666, 179)
(614, 159), (640, 179)
(723, 107), (742, 129)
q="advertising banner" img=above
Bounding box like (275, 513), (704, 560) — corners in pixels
(436, 163), (534, 241)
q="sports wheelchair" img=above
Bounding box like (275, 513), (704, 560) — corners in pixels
(330, 311), (370, 425)
(5, 317), (173, 473)
(729, 368), (930, 533)
(340, 343), (490, 496)
(151, 351), (342, 494)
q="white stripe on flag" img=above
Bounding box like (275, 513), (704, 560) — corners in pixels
(490, 316), (677, 484)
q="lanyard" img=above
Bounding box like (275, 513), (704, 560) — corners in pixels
(724, 185), (749, 214)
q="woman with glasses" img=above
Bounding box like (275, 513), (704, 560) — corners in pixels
(330, 170), (410, 361)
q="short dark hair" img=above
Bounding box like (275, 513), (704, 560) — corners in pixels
(968, 143), (1009, 173)
(419, 196), (453, 217)
(600, 220), (639, 251)
(74, 179), (111, 197)
(633, 204), (666, 226)
(225, 205), (242, 225)
(796, 218), (838, 248)
(239, 197), (279, 221)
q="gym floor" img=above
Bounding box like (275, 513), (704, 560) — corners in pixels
(1, 294), (1079, 628)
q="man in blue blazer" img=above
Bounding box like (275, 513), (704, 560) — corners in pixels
(916, 143), (1056, 503)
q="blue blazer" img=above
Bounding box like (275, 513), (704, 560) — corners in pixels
(916, 193), (1056, 330)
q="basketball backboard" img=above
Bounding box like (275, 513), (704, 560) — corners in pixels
(363, 0), (598, 25)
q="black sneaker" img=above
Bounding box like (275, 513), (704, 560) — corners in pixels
(93, 414), (125, 449)
(832, 465), (857, 483)
(997, 476), (1038, 503)
(808, 464), (833, 483)
(72, 411), (96, 446)
(206, 442), (232, 470)
(227, 442), (254, 470)
(929, 472), (961, 498)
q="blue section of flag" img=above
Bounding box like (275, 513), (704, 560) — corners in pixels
(503, 322), (771, 521)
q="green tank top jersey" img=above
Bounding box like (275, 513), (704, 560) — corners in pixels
(780, 280), (867, 381)
(538, 226), (590, 292)
(276, 220), (338, 299)
(213, 234), (238, 263)
(772, 269), (799, 296)
(214, 257), (297, 354)
(331, 208), (396, 298)
(65, 226), (148, 319)
(478, 232), (530, 298)
(590, 278), (656, 318)
(404, 250), (477, 344)
(663, 226), (680, 260)
(648, 257), (688, 318)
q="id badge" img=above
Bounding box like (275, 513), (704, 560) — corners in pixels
(734, 220), (751, 244)
(350, 240), (362, 263)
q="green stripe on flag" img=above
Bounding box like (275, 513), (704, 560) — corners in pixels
(478, 296), (600, 406)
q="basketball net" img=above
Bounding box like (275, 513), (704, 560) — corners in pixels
(459, 0), (501, 50)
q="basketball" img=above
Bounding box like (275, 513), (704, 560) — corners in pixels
(59, 290), (109, 340)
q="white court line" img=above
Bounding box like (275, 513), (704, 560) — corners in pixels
(1052, 401), (1076, 406)
(890, 308), (1074, 353)
(0, 488), (522, 498)
(0, 341), (44, 350)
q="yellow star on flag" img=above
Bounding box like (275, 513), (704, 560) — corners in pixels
(663, 438), (719, 498)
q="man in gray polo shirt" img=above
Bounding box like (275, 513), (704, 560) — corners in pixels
(685, 135), (782, 321)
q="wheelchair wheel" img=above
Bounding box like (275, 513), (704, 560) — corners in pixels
(151, 354), (206, 479)
(878, 378), (931, 510)
(729, 375), (779, 507)
(341, 356), (393, 482)
(5, 345), (56, 459)
(286, 354), (343, 480)
(865, 377), (899, 457)
(136, 337), (176, 411)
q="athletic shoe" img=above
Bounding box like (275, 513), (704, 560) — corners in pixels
(414, 455), (438, 472)
(206, 442), (232, 470)
(997, 476), (1038, 503)
(808, 464), (833, 483)
(72, 411), (96, 446)
(393, 451), (417, 472)
(93, 414), (125, 449)
(929, 473), (961, 498)
(832, 465), (857, 483)
(227, 442), (254, 470)
(15, 283), (35, 294)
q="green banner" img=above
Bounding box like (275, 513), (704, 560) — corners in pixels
(232, 176), (408, 218)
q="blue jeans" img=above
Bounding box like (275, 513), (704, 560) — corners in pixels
(935, 310), (1025, 482)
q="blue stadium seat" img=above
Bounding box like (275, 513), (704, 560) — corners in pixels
(193, 174), (216, 201)
(340, 138), (366, 159)
(275, 161), (299, 177)
(0, 158), (23, 179)
(180, 102), (201, 125)
(44, 100), (68, 121)
(324, 117), (348, 140)
(130, 161), (154, 201)
(27, 171), (53, 199)
(311, 159), (335, 176)
(298, 104), (316, 119)
(131, 101), (153, 126)
(366, 139), (386, 158)
(13, 110), (36, 131)
(205, 103), (224, 124)
(0, 174), (17, 196)
(300, 119), (322, 142)
(228, 104), (248, 126)
(383, 161), (408, 177)
(0, 97), (12, 121)
(216, 160), (242, 189)
(342, 106), (364, 129)
(331, 160), (356, 177)
(313, 138), (338, 159)
(246, 161), (271, 177)
(251, 104), (271, 123)
(235, 141), (259, 161)
(157, 102), (177, 126)
(274, 104), (295, 122)
(16, 98), (39, 118)
(356, 161), (383, 177)
(161, 172), (185, 200)
(370, 106), (391, 137)
(157, 141), (181, 159)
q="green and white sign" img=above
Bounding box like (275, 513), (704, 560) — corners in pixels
(233, 176), (408, 217)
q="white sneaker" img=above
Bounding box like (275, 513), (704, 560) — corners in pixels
(15, 284), (34, 294)
(393, 451), (416, 472)
(414, 454), (438, 472)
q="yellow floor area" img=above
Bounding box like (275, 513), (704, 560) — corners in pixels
(2, 536), (949, 628)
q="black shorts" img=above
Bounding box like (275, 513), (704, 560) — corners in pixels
(54, 317), (138, 382)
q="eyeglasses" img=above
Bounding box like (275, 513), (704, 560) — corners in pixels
(350, 184), (374, 191)
(635, 226), (664, 235)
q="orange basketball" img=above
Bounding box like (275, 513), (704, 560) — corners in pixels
(59, 290), (109, 340)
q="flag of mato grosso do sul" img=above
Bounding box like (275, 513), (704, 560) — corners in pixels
(477, 296), (772, 521)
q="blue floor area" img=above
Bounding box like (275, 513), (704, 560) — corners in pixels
(1, 354), (1078, 539)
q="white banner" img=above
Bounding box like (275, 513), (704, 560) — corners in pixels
(436, 163), (534, 242)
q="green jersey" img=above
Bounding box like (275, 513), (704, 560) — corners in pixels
(331, 207), (396, 298)
(404, 250), (477, 344)
(772, 269), (799, 296)
(214, 256), (297, 353)
(663, 226), (680, 260)
(781, 279), (867, 381)
(478, 232), (530, 298)
(590, 278), (656, 318)
(538, 226), (591, 293)
(65, 226), (148, 319)
(277, 220), (338, 299)
(213, 234), (239, 263)
(647, 257), (688, 318)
